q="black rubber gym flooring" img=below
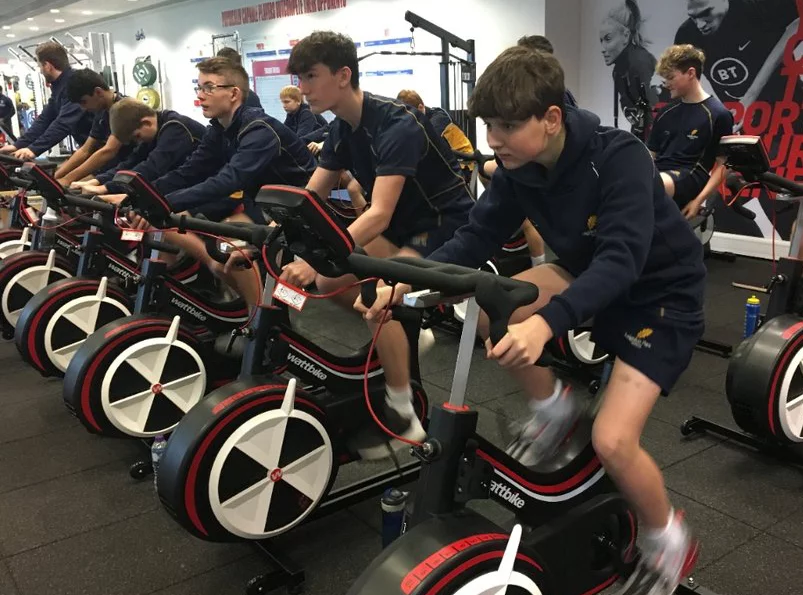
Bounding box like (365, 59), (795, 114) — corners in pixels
(1, 255), (802, 595)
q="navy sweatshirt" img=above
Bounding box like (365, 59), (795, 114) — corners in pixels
(15, 68), (94, 156)
(97, 110), (206, 185)
(429, 107), (707, 338)
(284, 103), (327, 143)
(245, 91), (263, 109)
(153, 106), (316, 212)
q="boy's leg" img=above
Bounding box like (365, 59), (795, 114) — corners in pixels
(660, 171), (677, 198)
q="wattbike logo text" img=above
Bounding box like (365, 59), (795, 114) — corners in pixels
(287, 353), (328, 381)
(490, 480), (525, 509)
(170, 297), (208, 322)
(106, 261), (139, 283)
(55, 237), (75, 254)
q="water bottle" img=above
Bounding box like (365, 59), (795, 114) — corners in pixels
(744, 295), (761, 338)
(150, 435), (168, 493)
(381, 488), (408, 548)
(40, 207), (59, 249)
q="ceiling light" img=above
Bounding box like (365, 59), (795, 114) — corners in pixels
(29, 26), (39, 31)
(55, 18), (65, 23)
(26, 18), (34, 21)
(50, 8), (60, 13)
(82, 10), (93, 15)
(1, 26), (10, 30)
(6, 34), (15, 38)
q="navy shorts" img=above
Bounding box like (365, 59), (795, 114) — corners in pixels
(384, 214), (467, 257)
(663, 168), (709, 209)
(590, 305), (705, 395)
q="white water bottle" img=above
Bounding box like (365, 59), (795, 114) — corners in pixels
(151, 435), (168, 493)
(41, 207), (59, 249)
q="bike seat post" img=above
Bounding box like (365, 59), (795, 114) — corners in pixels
(449, 297), (480, 408)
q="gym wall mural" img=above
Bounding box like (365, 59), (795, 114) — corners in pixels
(583, 0), (803, 241)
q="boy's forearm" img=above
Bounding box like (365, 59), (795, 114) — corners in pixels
(55, 147), (90, 179)
(63, 146), (117, 183)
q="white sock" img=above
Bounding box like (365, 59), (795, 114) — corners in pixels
(386, 385), (415, 416)
(531, 378), (563, 411)
(530, 254), (546, 268)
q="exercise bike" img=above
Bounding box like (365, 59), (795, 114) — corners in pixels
(0, 162), (92, 339)
(232, 186), (632, 595)
(13, 163), (201, 377)
(62, 171), (250, 439)
(0, 154), (41, 258)
(139, 184), (434, 593)
(682, 135), (803, 465)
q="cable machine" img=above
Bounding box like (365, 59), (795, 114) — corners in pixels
(358, 11), (477, 147)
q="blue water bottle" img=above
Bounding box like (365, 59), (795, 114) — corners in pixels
(381, 488), (408, 548)
(744, 295), (761, 338)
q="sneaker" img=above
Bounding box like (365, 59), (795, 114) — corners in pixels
(505, 383), (580, 467)
(618, 511), (700, 595)
(351, 395), (427, 461)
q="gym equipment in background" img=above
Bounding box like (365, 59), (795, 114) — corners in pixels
(359, 11), (477, 148)
(133, 56), (162, 109)
(682, 135), (803, 466)
(13, 164), (201, 378)
(62, 171), (250, 441)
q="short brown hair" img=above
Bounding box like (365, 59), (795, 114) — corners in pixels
(35, 41), (69, 72)
(288, 31), (360, 89)
(657, 44), (705, 79)
(280, 86), (303, 101)
(110, 98), (156, 143)
(469, 46), (565, 121)
(197, 57), (250, 99)
(397, 90), (424, 108)
(517, 35), (554, 54)
(216, 47), (242, 65)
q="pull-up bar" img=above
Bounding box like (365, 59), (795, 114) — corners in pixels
(404, 11), (473, 54)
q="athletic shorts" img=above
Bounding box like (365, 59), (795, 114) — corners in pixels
(550, 260), (704, 395)
(663, 168), (709, 209)
(383, 214), (467, 257)
(590, 305), (704, 395)
(189, 198), (265, 224)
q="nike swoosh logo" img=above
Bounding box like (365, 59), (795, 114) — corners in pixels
(739, 41), (751, 51)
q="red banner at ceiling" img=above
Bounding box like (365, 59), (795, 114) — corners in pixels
(221, 0), (346, 27)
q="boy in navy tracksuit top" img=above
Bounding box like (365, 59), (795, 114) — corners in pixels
(280, 85), (328, 143)
(0, 42), (93, 160)
(127, 58), (315, 308)
(79, 99), (205, 193)
(649, 45), (734, 220)
(358, 46), (705, 595)
(286, 31), (474, 458)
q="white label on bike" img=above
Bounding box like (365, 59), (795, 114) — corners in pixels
(121, 229), (144, 242)
(273, 281), (307, 311)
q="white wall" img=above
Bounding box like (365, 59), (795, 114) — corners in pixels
(1, 0), (546, 152)
(545, 0), (581, 97)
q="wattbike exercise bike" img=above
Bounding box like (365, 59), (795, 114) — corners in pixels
(125, 184), (433, 594)
(61, 170), (251, 440)
(0, 154), (44, 258)
(232, 186), (633, 595)
(0, 162), (93, 339)
(682, 135), (803, 466)
(13, 163), (201, 377)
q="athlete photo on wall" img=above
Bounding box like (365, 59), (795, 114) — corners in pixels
(586, 0), (803, 241)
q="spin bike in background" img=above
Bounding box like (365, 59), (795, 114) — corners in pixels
(143, 185), (432, 594)
(13, 164), (201, 377)
(61, 171), (250, 441)
(683, 135), (803, 465)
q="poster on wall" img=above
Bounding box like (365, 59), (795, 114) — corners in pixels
(251, 55), (294, 120)
(583, 0), (803, 241)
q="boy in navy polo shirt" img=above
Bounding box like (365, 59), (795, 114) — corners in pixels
(648, 44), (733, 219)
(286, 31), (474, 457)
(358, 46), (706, 595)
(58, 69), (130, 186)
(78, 98), (205, 194)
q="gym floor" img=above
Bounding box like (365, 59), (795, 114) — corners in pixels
(1, 255), (802, 595)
